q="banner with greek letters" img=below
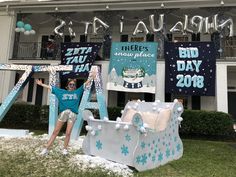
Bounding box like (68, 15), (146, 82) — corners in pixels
(165, 42), (216, 96)
(107, 42), (158, 93)
(61, 42), (102, 80)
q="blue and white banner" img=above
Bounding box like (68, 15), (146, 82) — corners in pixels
(165, 42), (216, 96)
(107, 42), (158, 93)
(61, 42), (102, 80)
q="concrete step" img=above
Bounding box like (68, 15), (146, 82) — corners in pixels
(0, 128), (29, 137)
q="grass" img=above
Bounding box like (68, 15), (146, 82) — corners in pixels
(0, 138), (235, 177)
(137, 139), (236, 177)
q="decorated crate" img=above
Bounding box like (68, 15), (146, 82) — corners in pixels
(82, 100), (184, 171)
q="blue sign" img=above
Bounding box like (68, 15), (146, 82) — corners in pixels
(107, 42), (158, 93)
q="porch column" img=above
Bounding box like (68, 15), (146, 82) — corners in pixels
(0, 11), (16, 102)
(216, 63), (228, 113)
(156, 60), (165, 102)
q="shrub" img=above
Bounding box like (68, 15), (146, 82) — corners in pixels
(180, 110), (236, 139)
(0, 103), (48, 130)
(0, 104), (235, 140)
(108, 107), (123, 120)
(90, 107), (123, 121)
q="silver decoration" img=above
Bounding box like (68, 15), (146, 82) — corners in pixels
(119, 16), (124, 34)
(54, 19), (66, 37)
(93, 16), (109, 35)
(149, 14), (164, 33)
(83, 21), (92, 36)
(183, 15), (193, 34)
(191, 15), (204, 33)
(218, 17), (234, 37)
(68, 21), (76, 39)
(133, 21), (150, 36)
(170, 21), (183, 33)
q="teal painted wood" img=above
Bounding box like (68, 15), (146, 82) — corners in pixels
(0, 64), (73, 137)
(48, 70), (58, 136)
(0, 66), (33, 121)
(71, 66), (108, 140)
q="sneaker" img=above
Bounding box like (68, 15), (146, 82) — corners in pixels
(40, 148), (49, 156)
(62, 149), (68, 155)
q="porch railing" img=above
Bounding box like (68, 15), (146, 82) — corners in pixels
(12, 42), (60, 60)
(10, 41), (236, 60)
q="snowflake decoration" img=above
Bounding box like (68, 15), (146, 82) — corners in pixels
(121, 145), (129, 156)
(152, 155), (156, 162)
(166, 148), (170, 158)
(172, 149), (175, 156)
(96, 140), (102, 150)
(125, 134), (131, 142)
(176, 143), (181, 152)
(136, 155), (141, 164)
(158, 153), (163, 162)
(141, 154), (148, 165)
(141, 142), (146, 149)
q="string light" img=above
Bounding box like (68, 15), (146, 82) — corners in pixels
(220, 0), (224, 6)
(161, 3), (165, 8)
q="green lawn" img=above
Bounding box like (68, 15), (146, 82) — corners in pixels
(0, 138), (235, 177)
(137, 139), (236, 177)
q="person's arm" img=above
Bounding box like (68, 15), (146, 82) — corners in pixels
(84, 71), (96, 87)
(36, 79), (51, 91)
(84, 77), (92, 87)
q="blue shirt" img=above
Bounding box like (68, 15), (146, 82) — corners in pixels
(52, 85), (84, 114)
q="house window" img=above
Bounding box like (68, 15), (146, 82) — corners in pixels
(35, 78), (44, 106)
(192, 95), (200, 110)
(211, 32), (220, 59)
(90, 34), (103, 58)
(64, 35), (71, 43)
(27, 78), (34, 102)
(173, 95), (188, 109)
(41, 35), (56, 59)
(173, 36), (189, 42)
(130, 36), (145, 42)
(80, 35), (87, 42)
(117, 91), (125, 107)
(120, 35), (128, 42)
(166, 33), (172, 41)
(146, 34), (154, 42)
(224, 36), (236, 57)
(192, 33), (200, 41)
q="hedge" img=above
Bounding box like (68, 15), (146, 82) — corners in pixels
(180, 110), (235, 139)
(0, 103), (48, 130)
(0, 104), (235, 140)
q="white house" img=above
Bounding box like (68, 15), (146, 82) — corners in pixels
(0, 0), (236, 120)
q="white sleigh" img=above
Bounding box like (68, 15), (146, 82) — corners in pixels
(82, 100), (184, 171)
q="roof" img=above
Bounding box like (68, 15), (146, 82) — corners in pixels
(0, 0), (236, 13)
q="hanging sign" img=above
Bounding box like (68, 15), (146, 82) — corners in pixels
(61, 42), (102, 79)
(107, 42), (158, 93)
(165, 42), (216, 96)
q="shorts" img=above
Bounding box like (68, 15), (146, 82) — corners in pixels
(58, 109), (77, 123)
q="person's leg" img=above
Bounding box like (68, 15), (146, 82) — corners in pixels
(63, 120), (75, 150)
(45, 120), (65, 149)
